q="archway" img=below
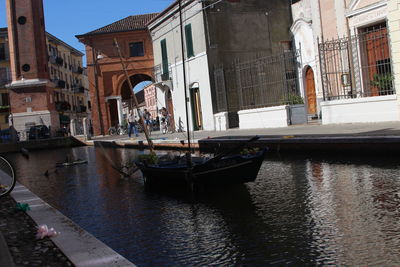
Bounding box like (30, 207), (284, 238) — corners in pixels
(107, 73), (152, 128)
(120, 74), (153, 104)
(305, 66), (317, 115)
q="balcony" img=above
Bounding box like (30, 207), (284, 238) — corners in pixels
(76, 105), (87, 113)
(55, 56), (64, 66)
(55, 101), (71, 112)
(49, 55), (56, 64)
(153, 63), (172, 83)
(0, 105), (10, 113)
(0, 70), (11, 87)
(74, 86), (85, 94)
(53, 79), (66, 88)
(72, 66), (83, 74)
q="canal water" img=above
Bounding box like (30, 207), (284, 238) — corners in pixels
(7, 147), (400, 266)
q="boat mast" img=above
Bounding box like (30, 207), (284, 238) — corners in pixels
(114, 38), (155, 154)
(179, 0), (192, 155)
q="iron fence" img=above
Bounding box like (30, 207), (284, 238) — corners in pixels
(319, 24), (393, 100)
(153, 63), (172, 83)
(75, 118), (85, 135)
(214, 50), (301, 114)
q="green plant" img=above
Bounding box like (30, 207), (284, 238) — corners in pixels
(282, 93), (304, 105)
(240, 147), (260, 155)
(370, 73), (393, 94)
(138, 153), (158, 164)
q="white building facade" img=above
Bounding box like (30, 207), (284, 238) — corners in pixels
(148, 0), (215, 132)
(291, 0), (399, 124)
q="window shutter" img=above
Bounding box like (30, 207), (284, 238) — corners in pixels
(185, 24), (194, 58)
(161, 39), (169, 74)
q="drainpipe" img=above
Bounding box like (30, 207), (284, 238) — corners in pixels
(343, 0), (356, 98)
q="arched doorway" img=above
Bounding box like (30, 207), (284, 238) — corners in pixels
(190, 82), (203, 131)
(120, 74), (153, 107)
(107, 73), (152, 128)
(305, 66), (317, 115)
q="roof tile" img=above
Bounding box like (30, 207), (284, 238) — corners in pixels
(83, 13), (159, 36)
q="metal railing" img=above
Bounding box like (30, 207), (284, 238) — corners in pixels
(153, 63), (172, 83)
(318, 24), (393, 100)
(214, 50), (301, 113)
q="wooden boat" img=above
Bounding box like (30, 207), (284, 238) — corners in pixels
(56, 160), (87, 167)
(136, 148), (266, 188)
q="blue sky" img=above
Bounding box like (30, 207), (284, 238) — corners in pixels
(0, 0), (174, 58)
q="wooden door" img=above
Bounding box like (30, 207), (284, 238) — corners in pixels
(364, 26), (390, 96)
(190, 87), (203, 131)
(167, 90), (175, 132)
(305, 67), (317, 114)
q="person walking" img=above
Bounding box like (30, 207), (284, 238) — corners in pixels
(143, 109), (152, 135)
(127, 110), (138, 138)
(160, 107), (169, 134)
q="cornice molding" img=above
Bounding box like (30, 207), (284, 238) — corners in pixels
(346, 1), (387, 18)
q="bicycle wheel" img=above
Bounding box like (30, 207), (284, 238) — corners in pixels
(108, 127), (116, 135)
(0, 156), (16, 197)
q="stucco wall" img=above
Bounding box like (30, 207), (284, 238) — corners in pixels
(291, 0), (322, 115)
(150, 0), (214, 132)
(149, 1), (206, 68)
(170, 52), (214, 131)
(321, 95), (400, 124)
(238, 105), (289, 129)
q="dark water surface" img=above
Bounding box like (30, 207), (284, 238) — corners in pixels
(7, 147), (400, 266)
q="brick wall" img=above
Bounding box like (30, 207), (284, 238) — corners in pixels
(79, 30), (155, 136)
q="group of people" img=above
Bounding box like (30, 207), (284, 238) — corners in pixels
(127, 107), (173, 138)
(159, 107), (173, 134)
(126, 107), (173, 138)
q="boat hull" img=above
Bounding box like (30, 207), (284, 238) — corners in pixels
(137, 149), (266, 188)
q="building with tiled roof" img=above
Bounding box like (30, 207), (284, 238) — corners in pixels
(76, 13), (157, 135)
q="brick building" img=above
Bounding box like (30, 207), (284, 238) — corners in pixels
(0, 27), (91, 136)
(0, 28), (11, 130)
(46, 33), (91, 131)
(76, 13), (158, 136)
(5, 0), (60, 136)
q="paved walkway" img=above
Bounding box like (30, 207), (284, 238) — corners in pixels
(88, 121), (400, 153)
(92, 121), (400, 141)
(1, 183), (135, 267)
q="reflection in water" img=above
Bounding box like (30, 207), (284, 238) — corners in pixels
(6, 148), (400, 266)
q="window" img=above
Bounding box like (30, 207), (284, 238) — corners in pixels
(185, 24), (194, 58)
(1, 93), (9, 106)
(160, 39), (168, 75)
(0, 43), (5, 60)
(129, 42), (144, 57)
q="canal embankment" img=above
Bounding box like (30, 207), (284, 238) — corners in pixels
(0, 136), (86, 154)
(88, 121), (400, 155)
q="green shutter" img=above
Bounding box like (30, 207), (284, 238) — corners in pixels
(185, 24), (194, 58)
(160, 39), (169, 75)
